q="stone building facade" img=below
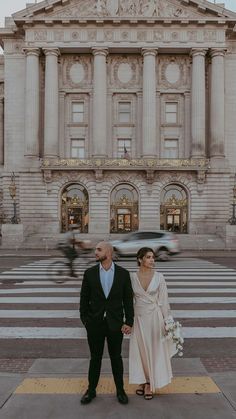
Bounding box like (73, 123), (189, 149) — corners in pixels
(0, 0), (236, 247)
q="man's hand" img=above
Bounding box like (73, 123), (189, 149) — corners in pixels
(121, 324), (132, 335)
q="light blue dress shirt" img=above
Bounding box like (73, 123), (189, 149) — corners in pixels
(99, 262), (115, 298)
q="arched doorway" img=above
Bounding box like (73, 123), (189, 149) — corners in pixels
(110, 184), (139, 233)
(160, 184), (188, 233)
(61, 183), (89, 233)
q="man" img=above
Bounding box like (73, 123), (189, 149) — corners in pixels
(80, 241), (134, 405)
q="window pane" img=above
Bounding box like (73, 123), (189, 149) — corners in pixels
(166, 113), (177, 123)
(118, 102), (131, 123)
(71, 139), (85, 158)
(166, 103), (177, 113)
(165, 102), (177, 124)
(117, 139), (131, 158)
(72, 102), (84, 123)
(164, 139), (178, 158)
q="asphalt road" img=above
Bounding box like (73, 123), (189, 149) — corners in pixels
(0, 254), (235, 362)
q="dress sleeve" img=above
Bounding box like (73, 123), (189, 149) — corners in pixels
(158, 273), (174, 323)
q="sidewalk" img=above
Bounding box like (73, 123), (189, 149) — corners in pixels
(0, 358), (235, 419)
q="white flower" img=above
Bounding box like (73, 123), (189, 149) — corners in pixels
(164, 318), (184, 357)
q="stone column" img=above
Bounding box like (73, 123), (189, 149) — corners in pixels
(191, 48), (207, 158)
(210, 48), (226, 158)
(142, 48), (158, 157)
(0, 97), (3, 165)
(23, 48), (40, 157)
(92, 47), (108, 158)
(43, 48), (60, 158)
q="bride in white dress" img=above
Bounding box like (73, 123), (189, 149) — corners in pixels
(129, 247), (177, 399)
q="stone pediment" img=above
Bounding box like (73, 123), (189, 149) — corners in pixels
(13, 0), (236, 21)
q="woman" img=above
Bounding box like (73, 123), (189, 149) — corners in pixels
(129, 247), (177, 400)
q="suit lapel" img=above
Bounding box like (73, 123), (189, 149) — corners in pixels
(94, 264), (106, 298)
(107, 263), (118, 299)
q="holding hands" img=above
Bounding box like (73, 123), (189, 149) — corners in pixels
(121, 324), (132, 335)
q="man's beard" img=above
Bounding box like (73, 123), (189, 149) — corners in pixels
(96, 255), (107, 262)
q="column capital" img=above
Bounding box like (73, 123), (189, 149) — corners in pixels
(23, 47), (40, 57)
(191, 48), (208, 58)
(210, 48), (227, 59)
(141, 48), (158, 57)
(91, 47), (109, 57)
(43, 48), (60, 57)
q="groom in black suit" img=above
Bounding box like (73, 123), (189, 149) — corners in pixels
(80, 241), (134, 405)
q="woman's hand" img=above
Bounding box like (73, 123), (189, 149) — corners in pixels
(121, 324), (132, 335)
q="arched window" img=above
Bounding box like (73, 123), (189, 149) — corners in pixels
(110, 184), (139, 233)
(160, 184), (188, 234)
(61, 184), (89, 233)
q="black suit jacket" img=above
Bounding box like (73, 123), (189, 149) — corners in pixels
(80, 263), (134, 331)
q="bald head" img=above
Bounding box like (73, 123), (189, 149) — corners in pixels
(95, 241), (114, 264)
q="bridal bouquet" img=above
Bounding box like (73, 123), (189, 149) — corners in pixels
(165, 317), (184, 357)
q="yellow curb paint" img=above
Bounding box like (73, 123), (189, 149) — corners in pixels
(15, 376), (220, 395)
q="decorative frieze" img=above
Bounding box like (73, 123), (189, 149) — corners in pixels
(41, 157), (209, 171)
(26, 28), (226, 46)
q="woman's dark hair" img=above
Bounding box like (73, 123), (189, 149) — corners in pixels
(136, 247), (155, 266)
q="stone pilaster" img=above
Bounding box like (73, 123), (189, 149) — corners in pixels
(142, 48), (158, 157)
(0, 97), (3, 165)
(210, 48), (226, 158)
(184, 92), (191, 158)
(92, 47), (108, 158)
(191, 48), (207, 158)
(43, 48), (60, 158)
(23, 48), (40, 158)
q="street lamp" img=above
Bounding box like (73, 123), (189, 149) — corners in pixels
(8, 172), (18, 224)
(228, 174), (236, 226)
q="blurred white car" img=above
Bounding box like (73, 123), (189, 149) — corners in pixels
(110, 230), (180, 261)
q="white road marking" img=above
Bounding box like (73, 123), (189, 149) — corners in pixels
(0, 296), (236, 303)
(0, 326), (235, 339)
(0, 309), (235, 319)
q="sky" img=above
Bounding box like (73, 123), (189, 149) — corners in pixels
(0, 0), (236, 26)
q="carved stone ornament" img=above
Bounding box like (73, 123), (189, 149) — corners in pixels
(43, 170), (52, 183)
(159, 56), (191, 89)
(63, 55), (92, 87)
(109, 55), (141, 88)
(197, 170), (206, 184)
(95, 169), (104, 182)
(146, 170), (155, 184)
(35, 0), (204, 19)
(34, 30), (47, 41)
(41, 158), (209, 171)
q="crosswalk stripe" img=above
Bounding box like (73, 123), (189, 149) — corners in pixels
(0, 257), (236, 341)
(0, 326), (235, 339)
(3, 281), (236, 287)
(0, 296), (236, 303)
(0, 287), (236, 295)
(0, 309), (235, 318)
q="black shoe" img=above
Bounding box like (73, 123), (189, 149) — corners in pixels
(117, 390), (129, 404)
(80, 389), (96, 405)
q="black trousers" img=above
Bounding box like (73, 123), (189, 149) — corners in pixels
(86, 319), (124, 392)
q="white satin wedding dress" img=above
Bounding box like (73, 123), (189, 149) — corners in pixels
(129, 271), (177, 392)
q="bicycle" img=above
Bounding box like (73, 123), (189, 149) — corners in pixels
(48, 241), (94, 283)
